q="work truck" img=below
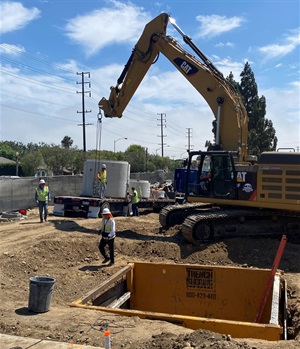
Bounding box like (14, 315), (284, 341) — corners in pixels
(53, 159), (175, 218)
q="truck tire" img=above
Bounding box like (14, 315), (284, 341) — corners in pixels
(100, 202), (110, 216)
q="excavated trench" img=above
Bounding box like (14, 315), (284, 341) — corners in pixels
(71, 262), (298, 341)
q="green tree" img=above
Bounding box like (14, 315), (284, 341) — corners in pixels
(239, 62), (277, 155)
(40, 145), (74, 175)
(61, 136), (74, 148)
(124, 145), (147, 172)
(226, 71), (240, 93)
(0, 142), (15, 160)
(21, 150), (43, 176)
(0, 141), (26, 160)
(26, 142), (41, 152)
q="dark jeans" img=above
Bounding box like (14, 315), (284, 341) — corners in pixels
(38, 201), (48, 221)
(98, 238), (115, 263)
(132, 203), (139, 216)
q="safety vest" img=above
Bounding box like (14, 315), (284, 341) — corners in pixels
(36, 186), (49, 202)
(98, 170), (107, 184)
(101, 219), (115, 239)
(131, 190), (139, 204)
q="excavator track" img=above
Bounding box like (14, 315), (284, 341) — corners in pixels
(181, 208), (300, 245)
(159, 202), (213, 228)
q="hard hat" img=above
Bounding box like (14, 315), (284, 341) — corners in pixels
(102, 164), (106, 169)
(39, 179), (45, 184)
(102, 208), (111, 215)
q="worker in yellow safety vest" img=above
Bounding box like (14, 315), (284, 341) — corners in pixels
(35, 179), (51, 222)
(97, 164), (107, 198)
(130, 187), (139, 216)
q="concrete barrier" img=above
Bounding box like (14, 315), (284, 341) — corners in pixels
(0, 175), (83, 213)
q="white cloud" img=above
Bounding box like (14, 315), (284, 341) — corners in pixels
(215, 42), (234, 48)
(195, 15), (245, 38)
(258, 28), (300, 60)
(55, 59), (81, 75)
(0, 43), (25, 56)
(64, 0), (151, 55)
(0, 1), (40, 34)
(210, 55), (244, 80)
(262, 82), (300, 148)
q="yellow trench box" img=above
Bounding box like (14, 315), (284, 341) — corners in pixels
(71, 262), (287, 341)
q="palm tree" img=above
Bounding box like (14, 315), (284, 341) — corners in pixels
(61, 136), (73, 148)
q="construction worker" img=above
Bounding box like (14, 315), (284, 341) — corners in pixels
(35, 179), (51, 223)
(199, 171), (211, 192)
(97, 164), (107, 198)
(130, 187), (139, 216)
(98, 208), (115, 265)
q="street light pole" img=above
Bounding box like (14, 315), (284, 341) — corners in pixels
(114, 137), (128, 152)
(156, 145), (170, 156)
(16, 152), (19, 176)
(181, 151), (188, 158)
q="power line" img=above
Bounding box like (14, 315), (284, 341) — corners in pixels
(0, 68), (75, 94)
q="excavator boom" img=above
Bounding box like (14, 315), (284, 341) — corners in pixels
(99, 13), (168, 117)
(99, 13), (248, 162)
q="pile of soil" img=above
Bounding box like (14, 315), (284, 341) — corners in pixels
(0, 207), (299, 349)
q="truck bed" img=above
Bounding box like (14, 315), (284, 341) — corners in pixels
(53, 195), (175, 218)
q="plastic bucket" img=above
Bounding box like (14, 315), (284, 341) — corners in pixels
(28, 276), (56, 313)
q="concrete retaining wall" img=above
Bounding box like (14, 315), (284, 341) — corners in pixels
(0, 175), (83, 213)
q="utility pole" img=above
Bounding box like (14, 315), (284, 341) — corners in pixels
(186, 128), (193, 152)
(77, 72), (91, 153)
(145, 147), (148, 172)
(157, 113), (166, 157)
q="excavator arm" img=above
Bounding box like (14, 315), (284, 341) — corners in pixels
(98, 13), (248, 162)
(99, 14), (168, 119)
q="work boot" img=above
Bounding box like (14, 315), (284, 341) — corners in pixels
(102, 257), (110, 264)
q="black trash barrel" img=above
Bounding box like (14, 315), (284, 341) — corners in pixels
(28, 276), (56, 313)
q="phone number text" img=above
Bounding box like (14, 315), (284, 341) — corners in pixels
(186, 291), (216, 300)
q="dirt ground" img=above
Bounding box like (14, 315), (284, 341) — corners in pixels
(0, 207), (299, 349)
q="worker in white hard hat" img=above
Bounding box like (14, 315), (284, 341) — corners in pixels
(97, 164), (107, 198)
(97, 207), (115, 265)
(35, 178), (51, 223)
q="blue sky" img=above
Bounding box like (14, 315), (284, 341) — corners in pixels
(1, 0), (299, 158)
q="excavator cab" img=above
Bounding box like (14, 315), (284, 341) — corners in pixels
(186, 151), (237, 201)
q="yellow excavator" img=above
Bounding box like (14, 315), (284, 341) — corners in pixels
(99, 13), (300, 243)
